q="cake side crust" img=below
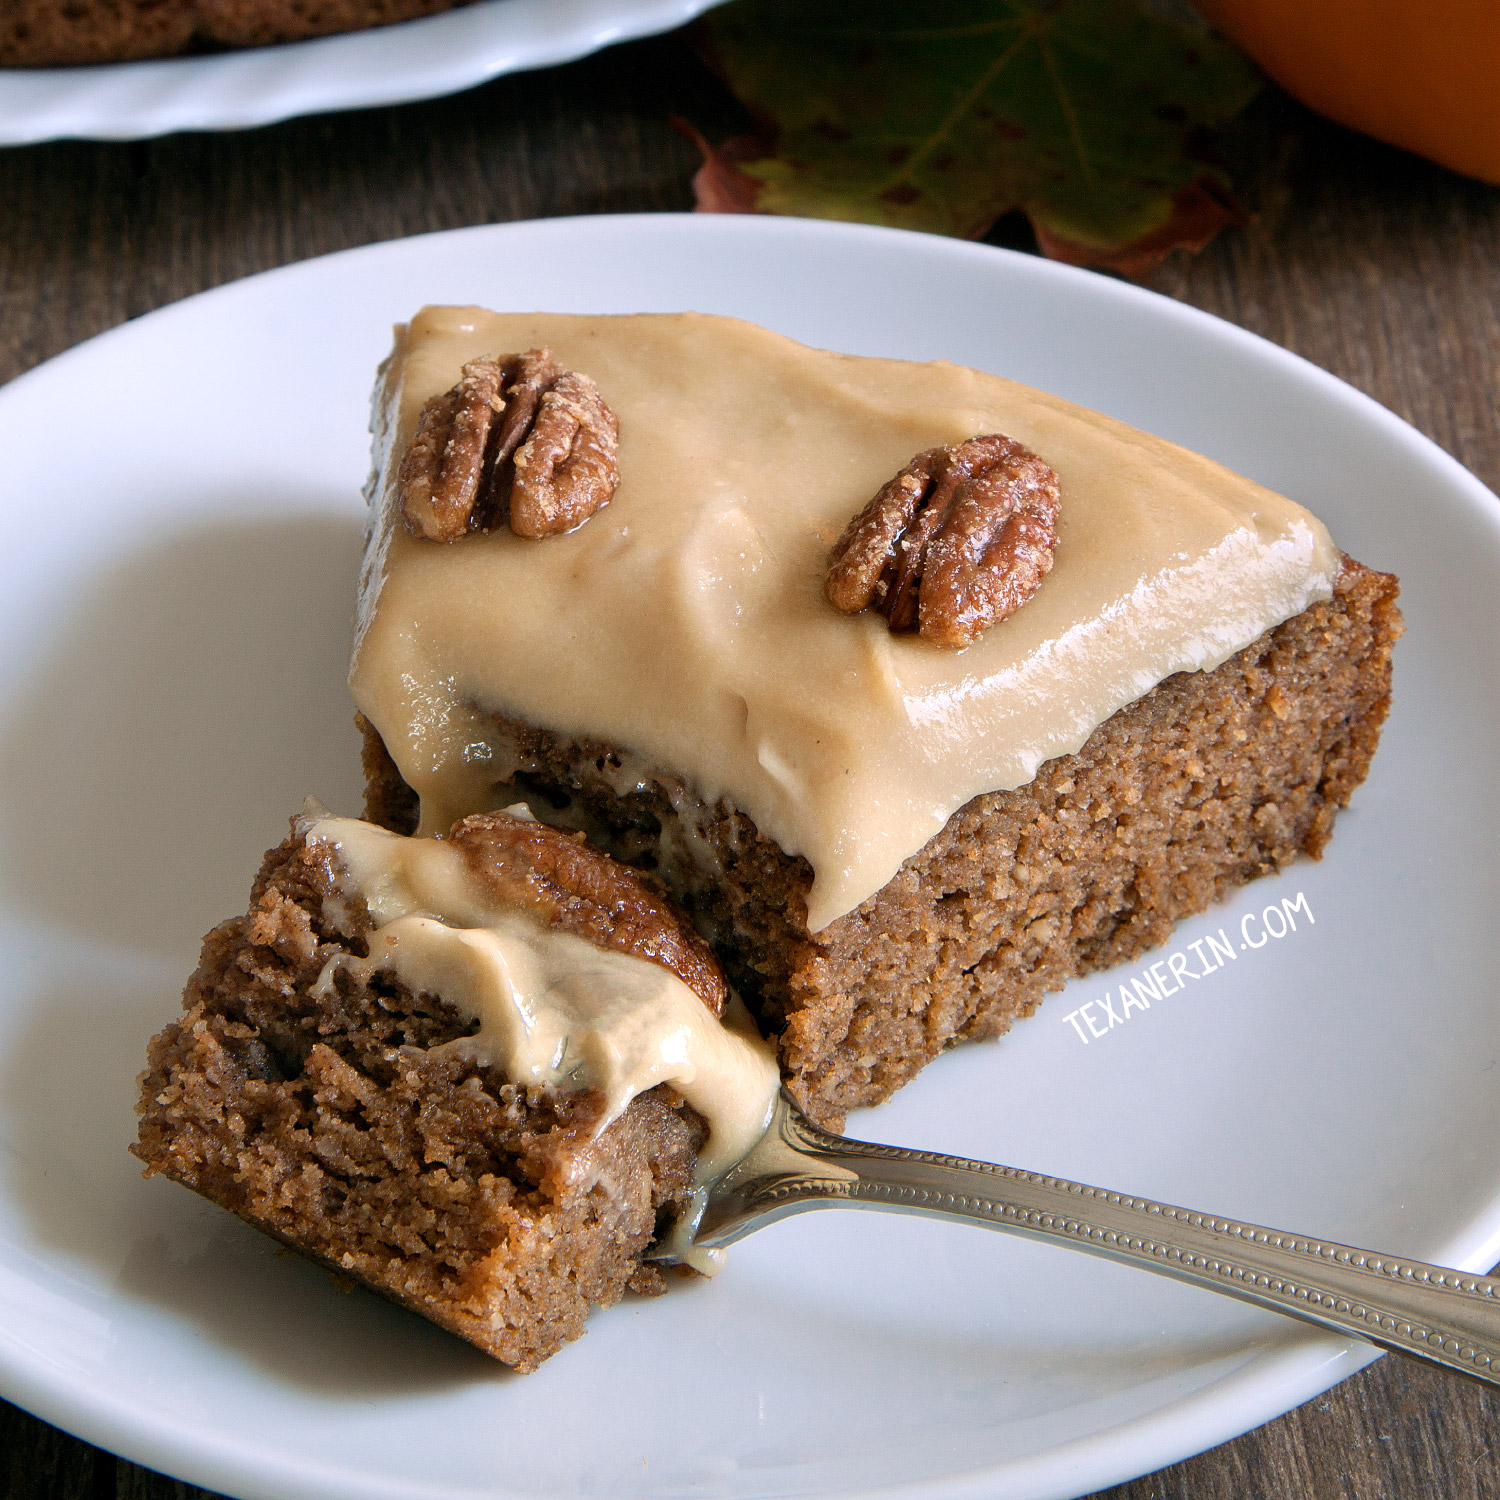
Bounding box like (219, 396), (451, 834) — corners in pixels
(363, 556), (1401, 1130)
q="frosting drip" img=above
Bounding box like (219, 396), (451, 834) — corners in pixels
(302, 812), (780, 1187)
(352, 310), (1339, 931)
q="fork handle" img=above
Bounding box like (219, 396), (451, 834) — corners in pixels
(721, 1109), (1500, 1388)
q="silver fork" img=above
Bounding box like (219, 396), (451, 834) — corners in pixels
(654, 1093), (1500, 1390)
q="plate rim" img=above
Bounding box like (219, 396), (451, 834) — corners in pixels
(2, 211), (1499, 1500)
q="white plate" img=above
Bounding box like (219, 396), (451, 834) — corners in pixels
(0, 0), (721, 145)
(0, 214), (1497, 1500)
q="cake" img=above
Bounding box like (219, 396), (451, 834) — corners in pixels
(0, 0), (475, 67)
(133, 805), (780, 1371)
(135, 306), (1400, 1367)
(352, 308), (1402, 1131)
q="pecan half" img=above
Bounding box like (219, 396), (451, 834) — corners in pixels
(447, 812), (728, 1017)
(824, 434), (1060, 648)
(398, 349), (619, 542)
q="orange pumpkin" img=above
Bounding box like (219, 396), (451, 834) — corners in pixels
(1194, 0), (1500, 185)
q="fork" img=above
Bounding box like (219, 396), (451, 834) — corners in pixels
(654, 1093), (1500, 1389)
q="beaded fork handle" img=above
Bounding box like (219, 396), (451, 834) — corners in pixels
(675, 1095), (1500, 1388)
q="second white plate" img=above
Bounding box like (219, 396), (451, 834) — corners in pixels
(0, 215), (1497, 1500)
(0, 0), (721, 144)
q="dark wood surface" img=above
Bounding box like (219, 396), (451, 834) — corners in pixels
(3, 26), (1500, 1500)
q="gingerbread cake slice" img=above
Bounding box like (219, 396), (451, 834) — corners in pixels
(351, 308), (1401, 1130)
(133, 806), (779, 1370)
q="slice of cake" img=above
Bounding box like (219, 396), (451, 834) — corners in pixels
(0, 0), (475, 67)
(352, 308), (1402, 1129)
(133, 806), (779, 1370)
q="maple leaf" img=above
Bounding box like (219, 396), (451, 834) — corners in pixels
(685, 0), (1261, 276)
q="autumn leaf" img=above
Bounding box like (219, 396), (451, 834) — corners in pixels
(685, 0), (1262, 275)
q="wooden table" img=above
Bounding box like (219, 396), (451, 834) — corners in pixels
(3, 26), (1499, 1499)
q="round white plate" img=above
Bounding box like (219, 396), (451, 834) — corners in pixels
(0, 0), (721, 145)
(0, 215), (1497, 1500)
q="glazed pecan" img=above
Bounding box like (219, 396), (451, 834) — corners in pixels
(447, 813), (728, 1017)
(824, 434), (1060, 648)
(398, 349), (619, 542)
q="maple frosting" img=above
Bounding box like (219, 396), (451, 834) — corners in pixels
(351, 308), (1339, 933)
(301, 809), (780, 1186)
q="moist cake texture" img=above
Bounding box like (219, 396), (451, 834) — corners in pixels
(1, 0), (473, 66)
(134, 810), (778, 1369)
(362, 557), (1400, 1129)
